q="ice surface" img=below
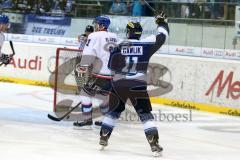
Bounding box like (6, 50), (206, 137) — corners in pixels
(0, 82), (240, 160)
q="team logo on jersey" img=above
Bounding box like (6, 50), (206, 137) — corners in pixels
(121, 46), (143, 55)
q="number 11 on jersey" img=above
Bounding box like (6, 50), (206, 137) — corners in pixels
(124, 56), (138, 74)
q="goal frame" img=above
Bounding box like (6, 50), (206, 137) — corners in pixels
(53, 47), (82, 112)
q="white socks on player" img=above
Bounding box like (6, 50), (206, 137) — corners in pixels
(102, 116), (117, 128)
(143, 120), (157, 132)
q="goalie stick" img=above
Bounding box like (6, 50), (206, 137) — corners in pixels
(48, 102), (81, 122)
(0, 41), (15, 66)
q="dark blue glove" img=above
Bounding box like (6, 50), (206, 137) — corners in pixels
(155, 11), (167, 25)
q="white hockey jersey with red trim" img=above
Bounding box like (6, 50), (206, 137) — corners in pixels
(81, 31), (118, 76)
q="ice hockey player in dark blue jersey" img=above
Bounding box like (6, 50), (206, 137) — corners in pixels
(99, 12), (169, 157)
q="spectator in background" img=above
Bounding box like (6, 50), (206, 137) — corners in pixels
(170, 0), (201, 18)
(1, 0), (13, 9)
(52, 0), (67, 12)
(144, 0), (155, 16)
(170, 0), (182, 18)
(40, 0), (52, 12)
(65, 0), (73, 13)
(209, 0), (224, 19)
(126, 0), (132, 15)
(175, 0), (201, 18)
(109, 0), (127, 15)
(132, 0), (145, 16)
(189, 0), (201, 18)
(35, 0), (52, 14)
(52, 0), (62, 11)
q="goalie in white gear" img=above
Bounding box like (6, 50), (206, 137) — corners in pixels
(0, 15), (11, 65)
(73, 15), (118, 128)
(75, 25), (94, 94)
(77, 25), (94, 50)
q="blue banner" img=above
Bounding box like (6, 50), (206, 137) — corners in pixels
(26, 14), (71, 26)
(25, 14), (72, 36)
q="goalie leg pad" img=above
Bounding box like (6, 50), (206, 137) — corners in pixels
(75, 63), (92, 88)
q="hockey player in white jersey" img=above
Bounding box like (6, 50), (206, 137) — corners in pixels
(0, 15), (11, 65)
(73, 16), (118, 128)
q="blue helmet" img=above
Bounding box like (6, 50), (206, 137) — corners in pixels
(93, 16), (110, 29)
(0, 15), (9, 24)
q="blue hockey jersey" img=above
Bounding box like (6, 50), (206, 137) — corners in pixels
(108, 23), (169, 76)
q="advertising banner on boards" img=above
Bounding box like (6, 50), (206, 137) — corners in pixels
(25, 14), (72, 36)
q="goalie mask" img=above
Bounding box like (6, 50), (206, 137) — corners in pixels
(126, 22), (142, 40)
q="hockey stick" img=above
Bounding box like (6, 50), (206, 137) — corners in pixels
(48, 102), (81, 122)
(142, 0), (168, 23)
(142, 0), (160, 15)
(0, 41), (15, 66)
(9, 41), (15, 56)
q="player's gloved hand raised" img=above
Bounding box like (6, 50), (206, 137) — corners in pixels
(0, 53), (11, 65)
(155, 11), (167, 25)
(78, 34), (87, 43)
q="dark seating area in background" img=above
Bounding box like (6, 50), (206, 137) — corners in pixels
(0, 0), (238, 24)
(0, 0), (76, 16)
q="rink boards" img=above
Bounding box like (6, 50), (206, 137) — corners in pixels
(0, 41), (239, 116)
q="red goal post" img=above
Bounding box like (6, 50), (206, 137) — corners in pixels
(53, 48), (82, 112)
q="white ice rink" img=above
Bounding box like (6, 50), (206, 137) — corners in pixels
(0, 82), (240, 160)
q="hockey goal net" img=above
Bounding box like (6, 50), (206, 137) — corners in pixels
(53, 48), (82, 113)
(52, 48), (137, 121)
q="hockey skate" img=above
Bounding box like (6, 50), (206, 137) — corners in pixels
(146, 134), (163, 157)
(99, 129), (110, 150)
(94, 120), (102, 126)
(73, 119), (93, 129)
